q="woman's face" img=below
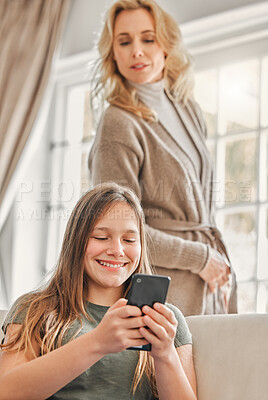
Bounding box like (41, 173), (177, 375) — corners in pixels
(113, 8), (166, 84)
(84, 202), (141, 301)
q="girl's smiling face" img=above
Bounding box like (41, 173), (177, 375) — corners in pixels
(112, 8), (166, 84)
(84, 201), (141, 303)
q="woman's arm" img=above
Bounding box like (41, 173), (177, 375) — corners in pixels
(90, 137), (230, 283)
(0, 299), (147, 400)
(90, 139), (209, 275)
(140, 303), (197, 400)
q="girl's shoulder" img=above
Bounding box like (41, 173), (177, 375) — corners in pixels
(2, 293), (32, 334)
(165, 303), (193, 347)
(165, 302), (186, 322)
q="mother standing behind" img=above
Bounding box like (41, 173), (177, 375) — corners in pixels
(89, 0), (237, 316)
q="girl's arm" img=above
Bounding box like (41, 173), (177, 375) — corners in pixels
(0, 299), (146, 400)
(0, 323), (104, 400)
(141, 303), (197, 400)
(154, 345), (197, 400)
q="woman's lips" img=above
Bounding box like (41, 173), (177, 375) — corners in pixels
(130, 63), (148, 71)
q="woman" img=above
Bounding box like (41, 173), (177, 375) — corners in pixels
(88, 0), (237, 316)
(0, 183), (196, 400)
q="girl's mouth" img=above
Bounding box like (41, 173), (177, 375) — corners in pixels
(96, 260), (128, 269)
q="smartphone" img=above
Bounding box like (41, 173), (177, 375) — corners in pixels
(126, 273), (171, 351)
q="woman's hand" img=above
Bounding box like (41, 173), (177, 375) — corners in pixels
(199, 248), (231, 293)
(139, 303), (178, 362)
(93, 298), (148, 355)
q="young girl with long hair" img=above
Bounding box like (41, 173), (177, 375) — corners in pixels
(0, 183), (196, 399)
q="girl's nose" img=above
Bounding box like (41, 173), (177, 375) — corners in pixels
(106, 240), (124, 257)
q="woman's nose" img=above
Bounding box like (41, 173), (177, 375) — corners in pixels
(106, 240), (124, 257)
(132, 40), (144, 58)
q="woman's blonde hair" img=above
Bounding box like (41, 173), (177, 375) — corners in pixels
(92, 0), (194, 122)
(1, 182), (157, 396)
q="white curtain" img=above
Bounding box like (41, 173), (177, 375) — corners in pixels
(0, 0), (70, 205)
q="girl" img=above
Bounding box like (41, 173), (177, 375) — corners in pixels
(88, 0), (237, 316)
(0, 183), (197, 399)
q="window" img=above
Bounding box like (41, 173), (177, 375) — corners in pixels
(45, 56), (97, 269)
(194, 55), (268, 312)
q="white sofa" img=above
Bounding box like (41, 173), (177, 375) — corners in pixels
(1, 310), (268, 399)
(186, 314), (268, 400)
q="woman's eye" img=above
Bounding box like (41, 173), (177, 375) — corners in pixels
(119, 41), (130, 46)
(144, 39), (154, 43)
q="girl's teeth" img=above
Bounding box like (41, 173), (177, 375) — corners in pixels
(99, 261), (124, 268)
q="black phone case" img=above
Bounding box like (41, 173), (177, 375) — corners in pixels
(126, 274), (170, 351)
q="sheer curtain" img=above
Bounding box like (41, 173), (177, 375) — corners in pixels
(0, 0), (70, 205)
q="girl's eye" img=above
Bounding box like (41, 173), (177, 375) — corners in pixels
(144, 39), (154, 43)
(124, 239), (136, 243)
(93, 237), (107, 241)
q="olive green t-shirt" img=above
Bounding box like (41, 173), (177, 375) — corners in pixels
(2, 300), (192, 399)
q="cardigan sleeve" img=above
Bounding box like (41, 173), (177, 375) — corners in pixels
(89, 107), (209, 274)
(146, 224), (209, 274)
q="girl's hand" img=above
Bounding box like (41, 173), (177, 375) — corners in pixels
(93, 298), (148, 355)
(140, 303), (178, 362)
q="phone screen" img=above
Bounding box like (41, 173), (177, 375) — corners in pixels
(126, 274), (170, 351)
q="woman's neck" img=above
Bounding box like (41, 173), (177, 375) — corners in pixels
(128, 79), (168, 109)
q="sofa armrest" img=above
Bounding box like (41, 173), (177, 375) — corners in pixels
(186, 314), (268, 400)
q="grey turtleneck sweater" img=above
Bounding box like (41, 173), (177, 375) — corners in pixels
(128, 79), (202, 178)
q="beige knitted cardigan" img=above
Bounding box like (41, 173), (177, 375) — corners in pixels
(88, 99), (237, 316)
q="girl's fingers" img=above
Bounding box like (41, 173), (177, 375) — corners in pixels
(142, 314), (169, 341)
(109, 302), (142, 319)
(127, 328), (146, 339)
(117, 304), (143, 318)
(139, 318), (166, 344)
(109, 298), (128, 311)
(126, 316), (146, 329)
(139, 326), (156, 344)
(153, 303), (178, 324)
(142, 304), (177, 328)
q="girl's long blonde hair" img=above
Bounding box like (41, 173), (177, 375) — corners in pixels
(92, 0), (194, 122)
(1, 182), (157, 396)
